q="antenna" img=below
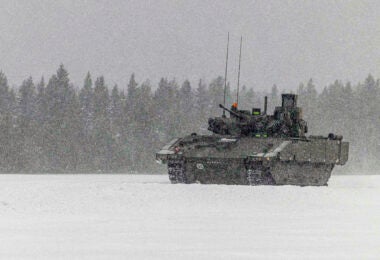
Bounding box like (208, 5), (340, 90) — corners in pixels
(223, 33), (229, 118)
(236, 36), (242, 108)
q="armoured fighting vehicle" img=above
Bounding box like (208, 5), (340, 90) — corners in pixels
(156, 35), (349, 186)
(156, 93), (349, 186)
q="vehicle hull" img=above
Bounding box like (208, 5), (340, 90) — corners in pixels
(157, 135), (348, 186)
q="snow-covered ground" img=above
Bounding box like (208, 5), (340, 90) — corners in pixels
(0, 174), (379, 259)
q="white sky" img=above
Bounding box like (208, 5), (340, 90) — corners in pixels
(1, 0), (380, 91)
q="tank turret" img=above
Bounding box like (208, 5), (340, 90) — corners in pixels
(208, 94), (308, 138)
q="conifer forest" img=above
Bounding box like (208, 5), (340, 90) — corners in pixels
(0, 65), (378, 173)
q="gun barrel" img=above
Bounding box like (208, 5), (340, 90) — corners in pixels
(219, 104), (243, 119)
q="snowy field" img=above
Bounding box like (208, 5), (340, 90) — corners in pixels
(0, 174), (379, 259)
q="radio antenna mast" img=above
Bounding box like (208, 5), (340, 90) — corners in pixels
(223, 33), (229, 118)
(236, 36), (242, 107)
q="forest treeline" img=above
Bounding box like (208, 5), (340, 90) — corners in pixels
(0, 65), (378, 173)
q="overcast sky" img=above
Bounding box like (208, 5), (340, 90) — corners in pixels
(1, 0), (380, 91)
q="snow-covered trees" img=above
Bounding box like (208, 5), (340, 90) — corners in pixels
(42, 65), (81, 171)
(0, 66), (378, 172)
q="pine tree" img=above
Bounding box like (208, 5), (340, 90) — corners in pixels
(132, 80), (155, 170)
(34, 77), (48, 171)
(16, 77), (40, 171)
(208, 76), (226, 116)
(79, 72), (94, 136)
(358, 75), (379, 167)
(195, 79), (210, 131)
(110, 84), (123, 135)
(125, 73), (138, 123)
(35, 77), (47, 124)
(0, 111), (14, 171)
(93, 76), (112, 171)
(178, 80), (195, 134)
(0, 72), (15, 171)
(19, 77), (36, 122)
(65, 85), (82, 171)
(109, 85), (125, 170)
(153, 78), (178, 142)
(78, 72), (95, 171)
(0, 71), (10, 114)
(43, 65), (79, 171)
